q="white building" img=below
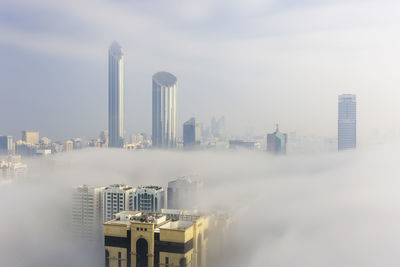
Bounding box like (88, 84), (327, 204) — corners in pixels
(102, 184), (135, 222)
(167, 176), (203, 210)
(338, 94), (356, 151)
(108, 42), (124, 148)
(134, 185), (165, 212)
(152, 71), (177, 148)
(0, 155), (27, 179)
(71, 185), (104, 240)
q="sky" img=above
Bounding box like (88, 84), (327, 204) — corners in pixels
(1, 0), (400, 143)
(1, 146), (400, 266)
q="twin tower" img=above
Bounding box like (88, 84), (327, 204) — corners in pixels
(108, 42), (177, 148)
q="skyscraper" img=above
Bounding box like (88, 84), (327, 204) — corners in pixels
(167, 176), (202, 210)
(102, 184), (135, 222)
(108, 42), (124, 148)
(0, 136), (13, 155)
(266, 125), (287, 155)
(183, 117), (201, 148)
(152, 71), (177, 148)
(338, 94), (356, 151)
(72, 185), (104, 240)
(133, 185), (165, 212)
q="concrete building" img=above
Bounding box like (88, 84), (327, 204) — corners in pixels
(0, 136), (13, 155)
(103, 184), (136, 222)
(134, 186), (165, 213)
(266, 125), (287, 155)
(338, 94), (356, 151)
(72, 185), (104, 240)
(167, 176), (202, 210)
(152, 71), (177, 148)
(22, 130), (39, 145)
(183, 118), (201, 149)
(104, 210), (208, 267)
(108, 42), (125, 148)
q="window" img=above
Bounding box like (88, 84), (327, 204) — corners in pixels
(105, 250), (110, 267)
(118, 252), (122, 267)
(165, 257), (169, 267)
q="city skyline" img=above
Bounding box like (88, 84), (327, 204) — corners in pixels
(1, 1), (400, 142)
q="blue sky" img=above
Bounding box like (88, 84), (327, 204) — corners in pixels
(0, 0), (400, 142)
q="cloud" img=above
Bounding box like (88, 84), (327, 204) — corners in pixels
(1, 144), (400, 266)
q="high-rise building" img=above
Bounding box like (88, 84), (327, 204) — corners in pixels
(102, 184), (135, 222)
(72, 185), (104, 240)
(0, 136), (13, 155)
(266, 125), (287, 155)
(134, 186), (165, 213)
(338, 94), (356, 151)
(108, 42), (124, 148)
(152, 71), (178, 148)
(167, 176), (202, 210)
(22, 131), (39, 145)
(104, 210), (208, 267)
(183, 117), (201, 149)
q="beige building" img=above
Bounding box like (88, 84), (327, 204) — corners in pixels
(104, 210), (208, 267)
(22, 130), (39, 145)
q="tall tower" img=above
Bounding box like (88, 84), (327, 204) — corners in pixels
(338, 94), (356, 151)
(108, 42), (124, 148)
(266, 124), (287, 155)
(152, 71), (177, 148)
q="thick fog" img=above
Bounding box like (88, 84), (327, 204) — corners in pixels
(1, 145), (399, 266)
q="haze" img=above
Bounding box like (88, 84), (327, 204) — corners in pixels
(1, 0), (400, 143)
(1, 147), (400, 266)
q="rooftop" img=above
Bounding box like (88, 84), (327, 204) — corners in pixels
(152, 71), (177, 87)
(159, 221), (193, 231)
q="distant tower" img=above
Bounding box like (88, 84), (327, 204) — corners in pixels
(266, 124), (287, 155)
(152, 71), (177, 148)
(183, 117), (201, 149)
(0, 136), (13, 155)
(108, 42), (124, 148)
(338, 94), (356, 151)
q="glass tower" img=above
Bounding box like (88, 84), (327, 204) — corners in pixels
(152, 71), (177, 148)
(108, 42), (124, 148)
(338, 94), (356, 151)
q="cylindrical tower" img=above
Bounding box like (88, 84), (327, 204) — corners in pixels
(152, 71), (177, 148)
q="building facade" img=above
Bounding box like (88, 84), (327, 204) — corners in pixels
(152, 71), (177, 148)
(183, 118), (201, 149)
(167, 176), (202, 210)
(338, 94), (356, 151)
(104, 211), (208, 267)
(22, 130), (39, 145)
(108, 42), (125, 148)
(0, 136), (13, 155)
(134, 186), (165, 213)
(72, 185), (104, 240)
(266, 125), (287, 155)
(103, 184), (136, 222)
